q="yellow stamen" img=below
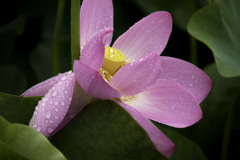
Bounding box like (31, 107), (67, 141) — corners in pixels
(102, 46), (126, 75)
(119, 96), (136, 102)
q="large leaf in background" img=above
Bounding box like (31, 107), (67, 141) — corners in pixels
(0, 65), (27, 95)
(0, 116), (66, 160)
(51, 100), (206, 160)
(51, 100), (167, 160)
(188, 0), (240, 77)
(179, 63), (240, 149)
(157, 126), (207, 160)
(129, 0), (207, 30)
(0, 92), (40, 124)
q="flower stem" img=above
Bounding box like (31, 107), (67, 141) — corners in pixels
(71, 0), (81, 68)
(53, 0), (66, 75)
(188, 0), (198, 66)
(220, 88), (240, 160)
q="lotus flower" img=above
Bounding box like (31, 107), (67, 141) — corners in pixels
(22, 0), (212, 158)
(73, 0), (212, 158)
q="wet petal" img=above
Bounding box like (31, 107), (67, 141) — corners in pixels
(80, 0), (113, 49)
(80, 29), (113, 71)
(51, 83), (92, 136)
(22, 72), (67, 97)
(116, 101), (175, 159)
(29, 72), (76, 137)
(74, 60), (121, 99)
(158, 56), (212, 103)
(113, 11), (172, 60)
(123, 79), (202, 128)
(110, 53), (161, 97)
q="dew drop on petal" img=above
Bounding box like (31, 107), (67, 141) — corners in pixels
(54, 101), (58, 106)
(42, 102), (46, 107)
(45, 111), (51, 119)
(61, 76), (67, 81)
(52, 91), (57, 97)
(69, 113), (76, 119)
(47, 127), (54, 133)
(170, 105), (176, 111)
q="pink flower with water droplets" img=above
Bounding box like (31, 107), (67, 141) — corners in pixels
(22, 0), (212, 158)
(73, 0), (212, 158)
(22, 71), (92, 137)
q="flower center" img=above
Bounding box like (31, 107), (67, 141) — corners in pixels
(119, 96), (136, 102)
(102, 46), (126, 75)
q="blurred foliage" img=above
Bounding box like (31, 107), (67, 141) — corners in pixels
(188, 0), (240, 77)
(0, 116), (66, 160)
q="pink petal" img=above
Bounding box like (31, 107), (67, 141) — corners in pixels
(116, 101), (175, 159)
(22, 72), (66, 97)
(158, 56), (212, 103)
(29, 72), (76, 137)
(110, 53), (161, 97)
(51, 83), (92, 136)
(80, 0), (113, 49)
(123, 79), (202, 128)
(74, 60), (121, 99)
(113, 11), (172, 60)
(80, 29), (113, 71)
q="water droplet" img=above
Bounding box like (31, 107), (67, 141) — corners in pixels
(43, 97), (48, 101)
(55, 108), (59, 112)
(45, 111), (51, 118)
(52, 91), (57, 97)
(54, 116), (58, 119)
(69, 113), (76, 119)
(61, 101), (65, 106)
(54, 101), (58, 106)
(171, 105), (176, 111)
(33, 124), (37, 128)
(61, 76), (67, 81)
(47, 127), (54, 133)
(194, 80), (198, 84)
(42, 102), (46, 107)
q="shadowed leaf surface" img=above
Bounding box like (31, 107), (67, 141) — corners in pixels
(51, 100), (168, 160)
(0, 92), (41, 124)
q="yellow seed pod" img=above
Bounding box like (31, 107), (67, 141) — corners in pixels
(102, 46), (126, 75)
